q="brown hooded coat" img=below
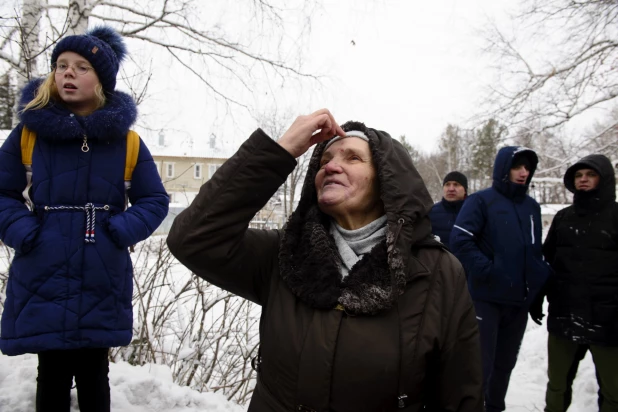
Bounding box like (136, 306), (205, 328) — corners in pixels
(167, 126), (483, 412)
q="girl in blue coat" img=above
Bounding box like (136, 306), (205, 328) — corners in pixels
(0, 27), (169, 411)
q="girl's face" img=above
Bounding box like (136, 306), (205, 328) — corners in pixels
(54, 51), (101, 115)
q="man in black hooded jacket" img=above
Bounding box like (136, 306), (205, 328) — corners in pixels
(531, 154), (618, 412)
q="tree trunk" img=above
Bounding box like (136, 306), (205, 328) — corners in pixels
(67, 0), (95, 35)
(288, 176), (295, 218)
(21, 0), (42, 80)
(13, 0), (43, 126)
(283, 180), (288, 218)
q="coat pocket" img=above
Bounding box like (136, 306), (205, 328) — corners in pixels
(592, 302), (618, 325)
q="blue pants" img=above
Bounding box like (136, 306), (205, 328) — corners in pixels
(473, 301), (528, 412)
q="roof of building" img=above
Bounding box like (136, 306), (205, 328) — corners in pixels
(143, 130), (236, 159)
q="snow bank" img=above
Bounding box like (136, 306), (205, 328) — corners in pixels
(0, 321), (600, 412)
(0, 353), (244, 412)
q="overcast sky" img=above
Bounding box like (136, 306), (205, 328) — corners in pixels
(301, 0), (510, 150)
(0, 0), (515, 154)
(132, 0), (514, 155)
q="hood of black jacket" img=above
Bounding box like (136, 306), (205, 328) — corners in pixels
(564, 154), (616, 206)
(18, 78), (137, 142)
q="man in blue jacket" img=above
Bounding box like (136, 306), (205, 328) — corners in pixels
(429, 171), (467, 249)
(451, 147), (551, 412)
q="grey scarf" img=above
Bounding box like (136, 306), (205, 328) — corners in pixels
(330, 215), (388, 278)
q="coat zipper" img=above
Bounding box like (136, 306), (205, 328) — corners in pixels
(394, 216), (411, 408)
(81, 134), (90, 152)
(530, 214), (535, 244)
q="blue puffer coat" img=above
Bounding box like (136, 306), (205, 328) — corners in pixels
(429, 198), (464, 250)
(450, 146), (551, 306)
(0, 80), (169, 355)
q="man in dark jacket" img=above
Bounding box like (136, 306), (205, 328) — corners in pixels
(451, 146), (551, 412)
(532, 154), (618, 412)
(429, 171), (467, 249)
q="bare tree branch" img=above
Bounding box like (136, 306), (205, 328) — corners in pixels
(1, 0), (320, 110)
(478, 0), (618, 133)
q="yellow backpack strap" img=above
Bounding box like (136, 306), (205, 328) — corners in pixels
(21, 125), (36, 210)
(124, 130), (140, 251)
(124, 130), (140, 182)
(21, 125), (36, 167)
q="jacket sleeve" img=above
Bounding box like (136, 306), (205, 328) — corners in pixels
(428, 203), (445, 244)
(542, 211), (560, 266)
(0, 125), (40, 253)
(166, 129), (297, 305)
(449, 194), (492, 281)
(533, 202), (544, 252)
(106, 138), (169, 248)
(436, 265), (484, 411)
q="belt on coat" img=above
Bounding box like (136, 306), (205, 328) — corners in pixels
(43, 203), (110, 243)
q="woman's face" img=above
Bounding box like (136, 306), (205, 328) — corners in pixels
(315, 137), (382, 229)
(54, 51), (101, 115)
(574, 168), (600, 191)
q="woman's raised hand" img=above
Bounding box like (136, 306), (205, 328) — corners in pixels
(278, 109), (346, 158)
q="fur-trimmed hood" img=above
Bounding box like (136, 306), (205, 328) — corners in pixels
(18, 78), (137, 142)
(279, 121), (436, 315)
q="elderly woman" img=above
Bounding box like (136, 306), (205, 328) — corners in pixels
(167, 110), (483, 411)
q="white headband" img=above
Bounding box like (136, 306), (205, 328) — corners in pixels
(324, 130), (369, 150)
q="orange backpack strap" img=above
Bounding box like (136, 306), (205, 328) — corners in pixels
(124, 130), (140, 182)
(124, 130), (140, 213)
(124, 130), (140, 252)
(21, 125), (36, 210)
(20, 127), (141, 214)
(21, 125), (36, 166)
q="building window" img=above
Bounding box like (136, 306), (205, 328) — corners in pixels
(208, 164), (220, 179)
(165, 163), (175, 179)
(194, 164), (203, 179)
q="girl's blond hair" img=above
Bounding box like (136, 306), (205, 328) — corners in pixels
(22, 71), (106, 113)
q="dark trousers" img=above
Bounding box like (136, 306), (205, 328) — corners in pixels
(36, 348), (110, 412)
(473, 300), (528, 412)
(545, 333), (618, 412)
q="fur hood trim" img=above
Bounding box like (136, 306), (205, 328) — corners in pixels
(279, 121), (435, 315)
(19, 78), (137, 142)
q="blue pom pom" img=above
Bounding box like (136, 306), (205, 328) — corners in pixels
(87, 26), (127, 63)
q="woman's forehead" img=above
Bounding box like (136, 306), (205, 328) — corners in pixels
(321, 137), (371, 157)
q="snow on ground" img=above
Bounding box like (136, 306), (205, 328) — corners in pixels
(0, 353), (244, 412)
(505, 312), (598, 412)
(0, 240), (600, 411)
(0, 317), (599, 411)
